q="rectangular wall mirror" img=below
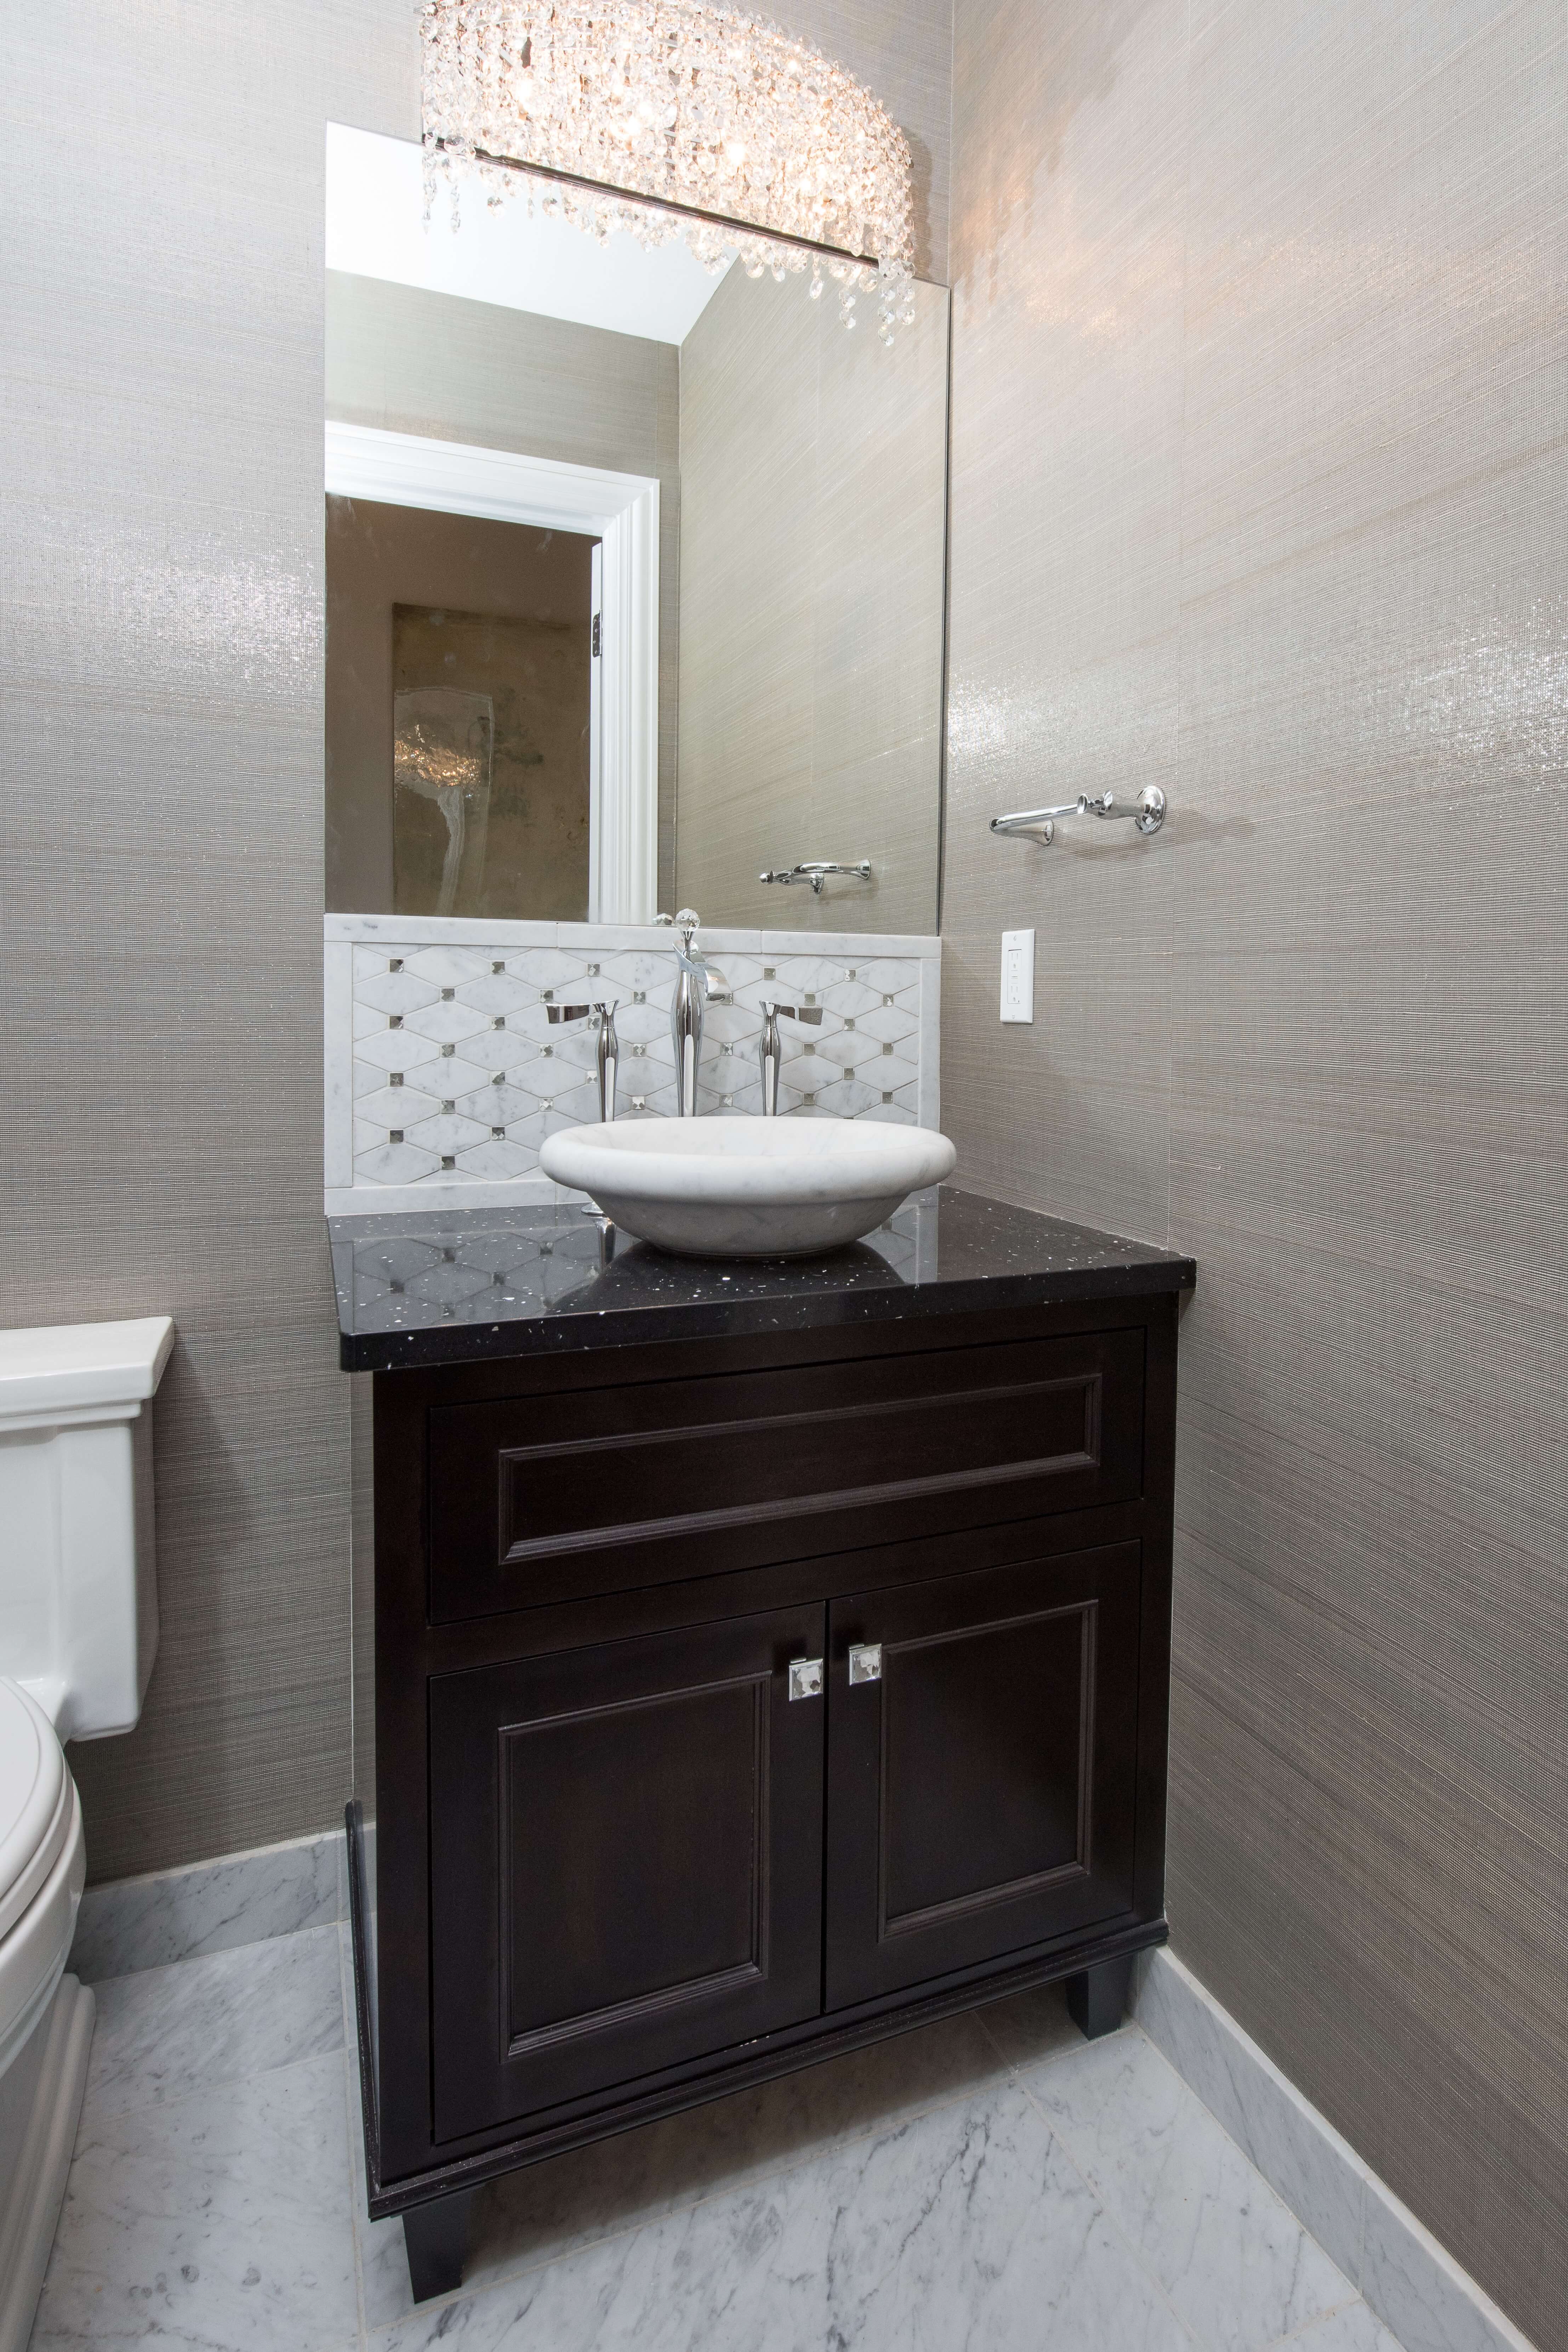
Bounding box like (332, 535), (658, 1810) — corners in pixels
(324, 125), (948, 936)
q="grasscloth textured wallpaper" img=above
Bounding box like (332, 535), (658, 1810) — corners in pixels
(944, 0), (1568, 2342)
(0, 0), (422, 1883)
(677, 269), (948, 934)
(0, 0), (952, 1886)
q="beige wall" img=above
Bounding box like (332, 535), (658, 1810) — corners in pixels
(943, 0), (1568, 2342)
(327, 270), (680, 909)
(0, 0), (425, 1884)
(0, 0), (952, 1884)
(676, 269), (948, 935)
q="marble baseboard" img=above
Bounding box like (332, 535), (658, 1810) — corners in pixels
(1131, 1949), (1539, 2352)
(70, 1828), (343, 1985)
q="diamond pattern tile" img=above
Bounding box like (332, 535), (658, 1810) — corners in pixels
(340, 937), (932, 1193)
(401, 998), (492, 1047)
(354, 1028), (443, 1078)
(355, 967), (441, 1017)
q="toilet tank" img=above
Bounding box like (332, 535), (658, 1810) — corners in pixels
(0, 1318), (174, 1741)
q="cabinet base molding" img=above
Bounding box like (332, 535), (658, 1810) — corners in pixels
(347, 1803), (1163, 2238)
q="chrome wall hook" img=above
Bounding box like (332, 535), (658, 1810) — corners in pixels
(758, 861), (873, 895)
(990, 785), (1166, 848)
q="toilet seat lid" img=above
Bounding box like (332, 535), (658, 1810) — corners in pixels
(0, 1681), (68, 1918)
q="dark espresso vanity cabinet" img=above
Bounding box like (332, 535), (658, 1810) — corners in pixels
(333, 1188), (1194, 2300)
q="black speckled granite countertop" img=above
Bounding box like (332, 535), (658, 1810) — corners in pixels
(329, 1187), (1195, 1373)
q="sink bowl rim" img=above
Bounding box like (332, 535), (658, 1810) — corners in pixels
(540, 1115), (956, 1206)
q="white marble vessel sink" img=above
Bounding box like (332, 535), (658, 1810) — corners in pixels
(540, 1117), (958, 1258)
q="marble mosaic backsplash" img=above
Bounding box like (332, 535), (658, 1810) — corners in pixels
(325, 916), (940, 1214)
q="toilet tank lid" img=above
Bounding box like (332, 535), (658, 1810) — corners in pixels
(0, 1315), (175, 1422)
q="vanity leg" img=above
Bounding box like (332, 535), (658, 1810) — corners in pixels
(1066, 1955), (1134, 2042)
(403, 2186), (479, 2302)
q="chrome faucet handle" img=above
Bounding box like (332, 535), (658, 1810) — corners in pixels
(758, 999), (825, 1115)
(545, 1001), (621, 1129)
(760, 999), (823, 1026)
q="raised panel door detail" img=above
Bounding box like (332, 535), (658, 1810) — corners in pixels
(825, 1543), (1141, 2009)
(500, 1680), (765, 2057)
(428, 1329), (1146, 1621)
(882, 1602), (1093, 1936)
(431, 1605), (824, 2140)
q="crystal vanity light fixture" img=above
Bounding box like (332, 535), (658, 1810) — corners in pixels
(419, 0), (917, 339)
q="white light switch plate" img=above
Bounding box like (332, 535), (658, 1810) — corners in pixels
(1000, 929), (1035, 1023)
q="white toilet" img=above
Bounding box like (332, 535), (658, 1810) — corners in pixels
(0, 1316), (172, 2352)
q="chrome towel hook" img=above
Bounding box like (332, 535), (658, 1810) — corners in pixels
(990, 786), (1166, 848)
(758, 860), (874, 894)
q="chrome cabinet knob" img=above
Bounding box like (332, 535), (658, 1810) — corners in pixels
(847, 1644), (883, 1685)
(787, 1657), (824, 1701)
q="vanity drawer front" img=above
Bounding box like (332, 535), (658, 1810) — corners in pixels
(427, 1327), (1146, 1621)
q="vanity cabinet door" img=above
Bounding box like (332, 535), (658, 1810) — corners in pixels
(824, 1542), (1141, 2009)
(429, 1604), (825, 2142)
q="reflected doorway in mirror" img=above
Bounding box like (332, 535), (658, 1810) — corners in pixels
(326, 421), (660, 925)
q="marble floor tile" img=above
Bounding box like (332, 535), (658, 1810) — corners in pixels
(371, 2084), (1198, 2352)
(31, 2049), (360, 2352)
(36, 1917), (1424, 2352)
(1357, 2202), (1528, 2352)
(1277, 2302), (1409, 2352)
(1134, 1951), (1367, 2289)
(83, 1923), (344, 2121)
(70, 1833), (343, 1983)
(354, 2006), (1011, 2330)
(974, 1975), (1102, 2072)
(1021, 2031), (1355, 2352)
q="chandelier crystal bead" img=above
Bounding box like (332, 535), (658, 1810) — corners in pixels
(419, 0), (917, 338)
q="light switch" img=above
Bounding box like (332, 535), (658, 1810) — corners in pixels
(1000, 929), (1035, 1023)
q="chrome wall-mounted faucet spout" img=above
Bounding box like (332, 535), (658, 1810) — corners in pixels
(545, 1000), (621, 1123)
(656, 909), (730, 1117)
(758, 1000), (823, 1115)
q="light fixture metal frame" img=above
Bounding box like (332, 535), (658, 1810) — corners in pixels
(419, 0), (918, 338)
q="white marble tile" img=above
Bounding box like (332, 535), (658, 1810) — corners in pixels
(324, 942), (358, 1193)
(1281, 2302), (1410, 2352)
(32, 2051), (359, 2352)
(82, 1925), (344, 2122)
(916, 948), (942, 1129)
(328, 913), (559, 948)
(1133, 1949), (1367, 2289)
(357, 2011), (1012, 2332)
(326, 922), (942, 1215)
(70, 1830), (342, 1983)
(1359, 2189), (1535, 2352)
(371, 2084), (1194, 2352)
(973, 1975), (1094, 2073)
(403, 946), (495, 987)
(1022, 2031), (1353, 2352)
